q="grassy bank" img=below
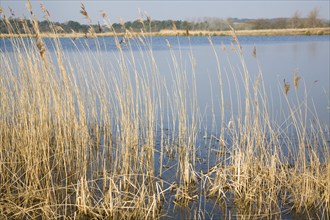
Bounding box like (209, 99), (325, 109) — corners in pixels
(0, 4), (329, 219)
(157, 27), (330, 36)
(0, 27), (329, 38)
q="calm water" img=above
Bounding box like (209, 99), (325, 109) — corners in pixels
(1, 35), (329, 129)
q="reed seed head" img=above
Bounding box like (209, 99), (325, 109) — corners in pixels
(36, 34), (46, 59)
(137, 17), (144, 24)
(294, 69), (301, 90)
(40, 3), (50, 20)
(229, 25), (242, 54)
(26, 0), (33, 16)
(100, 10), (107, 19)
(80, 3), (91, 23)
(9, 7), (15, 17)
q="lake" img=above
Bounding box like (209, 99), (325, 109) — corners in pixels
(2, 36), (329, 125)
(25, 35), (328, 125)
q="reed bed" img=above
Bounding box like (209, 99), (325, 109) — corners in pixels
(0, 3), (329, 219)
(1, 27), (330, 39)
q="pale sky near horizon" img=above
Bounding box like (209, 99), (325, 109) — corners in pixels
(0, 1), (329, 24)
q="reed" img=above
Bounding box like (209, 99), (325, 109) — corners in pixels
(0, 2), (329, 219)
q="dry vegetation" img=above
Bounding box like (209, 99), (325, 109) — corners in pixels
(156, 27), (330, 36)
(0, 2), (329, 219)
(1, 27), (329, 38)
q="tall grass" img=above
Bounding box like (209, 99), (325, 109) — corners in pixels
(0, 3), (329, 219)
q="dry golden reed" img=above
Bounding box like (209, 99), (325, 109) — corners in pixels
(40, 2), (50, 20)
(88, 26), (96, 37)
(26, 0), (46, 61)
(0, 2), (328, 220)
(80, 3), (91, 23)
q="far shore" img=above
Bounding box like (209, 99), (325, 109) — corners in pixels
(0, 27), (329, 38)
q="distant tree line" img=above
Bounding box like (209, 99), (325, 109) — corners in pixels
(0, 18), (198, 34)
(245, 8), (328, 30)
(0, 8), (328, 34)
(0, 19), (91, 34)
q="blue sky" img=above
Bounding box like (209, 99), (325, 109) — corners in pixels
(0, 1), (329, 24)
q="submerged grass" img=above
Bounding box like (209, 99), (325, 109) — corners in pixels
(0, 2), (329, 219)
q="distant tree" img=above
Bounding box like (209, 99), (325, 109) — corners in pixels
(272, 18), (288, 29)
(112, 23), (122, 32)
(290, 10), (303, 28)
(131, 19), (143, 31)
(163, 20), (174, 30)
(306, 7), (321, 27)
(182, 21), (190, 30)
(251, 19), (271, 29)
(39, 20), (51, 32)
(0, 19), (8, 34)
(124, 21), (132, 30)
(204, 18), (228, 31)
(64, 20), (87, 32)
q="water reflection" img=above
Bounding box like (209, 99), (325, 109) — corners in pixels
(1, 35), (329, 124)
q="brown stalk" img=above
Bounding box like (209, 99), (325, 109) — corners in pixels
(294, 68), (301, 90)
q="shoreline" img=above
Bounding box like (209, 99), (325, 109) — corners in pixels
(0, 27), (329, 38)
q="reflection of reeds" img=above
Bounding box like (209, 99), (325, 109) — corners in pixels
(0, 3), (329, 220)
(294, 68), (301, 90)
(284, 79), (290, 95)
(253, 45), (257, 58)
